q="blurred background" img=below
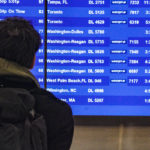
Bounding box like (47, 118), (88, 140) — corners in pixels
(71, 117), (150, 150)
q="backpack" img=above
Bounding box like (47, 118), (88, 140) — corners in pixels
(0, 88), (47, 150)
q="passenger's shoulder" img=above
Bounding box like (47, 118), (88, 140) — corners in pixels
(30, 88), (72, 115)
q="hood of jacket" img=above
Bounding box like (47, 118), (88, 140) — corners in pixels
(0, 57), (40, 88)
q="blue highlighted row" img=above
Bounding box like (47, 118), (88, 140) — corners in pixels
(37, 56), (150, 66)
(47, 56), (110, 66)
(47, 18), (150, 27)
(47, 37), (110, 46)
(48, 0), (110, 7)
(47, 76), (109, 85)
(47, 17), (110, 27)
(59, 95), (150, 105)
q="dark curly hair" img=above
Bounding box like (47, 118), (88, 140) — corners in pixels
(0, 17), (41, 68)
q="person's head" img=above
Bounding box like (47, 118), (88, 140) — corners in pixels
(0, 17), (41, 69)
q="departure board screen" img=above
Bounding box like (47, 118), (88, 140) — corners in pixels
(47, 0), (150, 116)
(1, 0), (150, 116)
(0, 0), (45, 88)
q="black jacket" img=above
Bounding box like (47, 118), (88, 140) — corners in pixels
(0, 75), (74, 150)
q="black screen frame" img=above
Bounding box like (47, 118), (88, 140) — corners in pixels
(74, 116), (150, 126)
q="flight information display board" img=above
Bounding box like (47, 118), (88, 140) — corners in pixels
(47, 0), (150, 116)
(1, 0), (150, 116)
(0, 0), (45, 88)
